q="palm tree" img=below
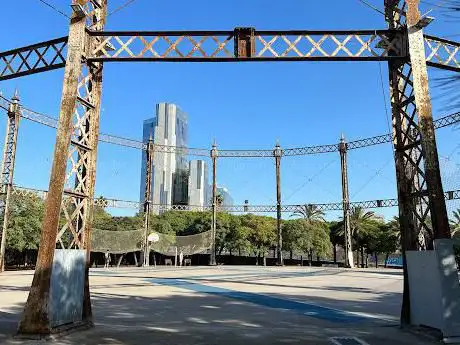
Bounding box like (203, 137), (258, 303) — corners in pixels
(291, 204), (325, 223)
(450, 209), (460, 237)
(349, 207), (378, 268)
(291, 204), (327, 264)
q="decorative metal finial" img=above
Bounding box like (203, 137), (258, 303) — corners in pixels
(212, 138), (217, 149)
(340, 133), (345, 143)
(12, 89), (20, 103)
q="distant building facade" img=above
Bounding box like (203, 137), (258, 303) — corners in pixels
(188, 160), (209, 209)
(139, 103), (189, 210)
(216, 186), (233, 206)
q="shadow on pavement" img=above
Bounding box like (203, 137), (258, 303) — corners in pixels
(1, 286), (438, 345)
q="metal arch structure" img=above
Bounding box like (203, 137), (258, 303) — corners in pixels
(11, 184), (460, 213)
(0, 0), (458, 338)
(1, 94), (459, 156)
(1, 93), (459, 157)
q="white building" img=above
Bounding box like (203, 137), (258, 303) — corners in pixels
(188, 160), (209, 209)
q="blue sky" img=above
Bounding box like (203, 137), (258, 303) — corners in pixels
(0, 0), (459, 220)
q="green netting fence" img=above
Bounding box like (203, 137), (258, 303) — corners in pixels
(91, 229), (212, 256)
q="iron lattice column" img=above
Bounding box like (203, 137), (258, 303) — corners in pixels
(0, 92), (20, 272)
(18, 0), (107, 335)
(339, 135), (354, 268)
(385, 0), (452, 325)
(274, 143), (283, 266)
(210, 142), (218, 266)
(143, 137), (154, 267)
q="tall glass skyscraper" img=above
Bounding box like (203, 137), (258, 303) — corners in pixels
(139, 103), (189, 210)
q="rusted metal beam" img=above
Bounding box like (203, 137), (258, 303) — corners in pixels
(17, 13), (88, 335)
(11, 184), (460, 213)
(0, 37), (68, 81)
(1, 31), (457, 80)
(88, 29), (405, 62)
(386, 0), (421, 326)
(142, 136), (154, 267)
(80, 0), (107, 323)
(274, 143), (283, 266)
(2, 94), (458, 156)
(210, 142), (218, 266)
(0, 92), (20, 272)
(18, 0), (107, 336)
(406, 0), (451, 240)
(339, 135), (354, 268)
(424, 35), (460, 72)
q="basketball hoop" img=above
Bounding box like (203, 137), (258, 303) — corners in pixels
(148, 232), (160, 243)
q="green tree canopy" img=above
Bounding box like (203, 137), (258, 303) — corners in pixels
(5, 193), (44, 251)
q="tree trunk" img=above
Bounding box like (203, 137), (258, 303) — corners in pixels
(290, 250), (293, 260)
(238, 248), (241, 256)
(333, 245), (337, 264)
(229, 249), (233, 257)
(316, 254), (320, 263)
(300, 255), (303, 266)
(374, 253), (378, 268)
(139, 251), (144, 267)
(117, 254), (124, 268)
(360, 247), (365, 268)
(309, 250), (313, 266)
(133, 252), (138, 267)
(263, 255), (266, 266)
(384, 253), (389, 268)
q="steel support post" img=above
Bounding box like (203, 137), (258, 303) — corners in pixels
(18, 0), (107, 335)
(385, 0), (458, 333)
(274, 143), (283, 266)
(0, 92), (20, 273)
(339, 135), (354, 268)
(143, 137), (154, 267)
(210, 142), (218, 266)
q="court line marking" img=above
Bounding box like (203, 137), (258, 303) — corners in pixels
(148, 278), (366, 324)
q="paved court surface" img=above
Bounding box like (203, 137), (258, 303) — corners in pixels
(0, 266), (441, 344)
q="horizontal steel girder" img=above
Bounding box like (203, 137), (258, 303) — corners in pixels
(0, 37), (68, 81)
(1, 31), (458, 80)
(11, 185), (460, 212)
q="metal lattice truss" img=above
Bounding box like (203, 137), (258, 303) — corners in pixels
(12, 185), (460, 213)
(1, 31), (458, 81)
(57, 3), (106, 250)
(0, 99), (19, 244)
(282, 144), (339, 156)
(0, 107), (19, 188)
(0, 37), (68, 81)
(218, 149), (275, 158)
(89, 29), (404, 61)
(1, 94), (459, 157)
(58, 65), (95, 248)
(425, 35), (460, 72)
(387, 0), (432, 248)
